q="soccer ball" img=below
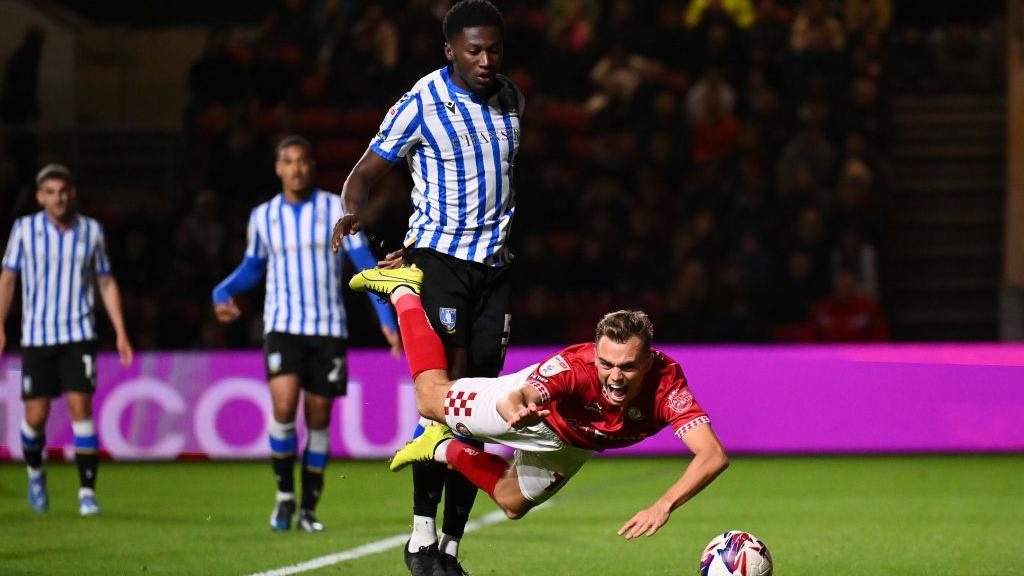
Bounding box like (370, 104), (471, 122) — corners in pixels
(699, 530), (773, 576)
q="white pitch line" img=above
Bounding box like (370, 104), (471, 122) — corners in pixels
(244, 509), (510, 576)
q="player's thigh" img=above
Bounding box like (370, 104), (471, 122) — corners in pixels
(303, 336), (348, 399)
(57, 341), (98, 396)
(65, 392), (93, 420)
(20, 345), (61, 401)
(268, 375), (301, 421)
(22, 397), (52, 429)
(468, 264), (512, 377)
(406, 248), (472, 350)
(512, 445), (592, 505)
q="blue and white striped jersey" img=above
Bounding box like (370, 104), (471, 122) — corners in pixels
(244, 189), (372, 338)
(371, 67), (524, 267)
(2, 212), (111, 347)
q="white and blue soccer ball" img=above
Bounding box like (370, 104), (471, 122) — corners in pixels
(699, 530), (773, 576)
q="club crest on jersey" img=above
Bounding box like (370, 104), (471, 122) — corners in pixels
(539, 355), (570, 377)
(22, 376), (32, 394)
(626, 407), (644, 420)
(455, 423), (472, 438)
(667, 390), (694, 413)
(439, 308), (457, 333)
(268, 352), (283, 374)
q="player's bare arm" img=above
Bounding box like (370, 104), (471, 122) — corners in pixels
(331, 149), (395, 252)
(497, 384), (550, 429)
(97, 274), (134, 367)
(618, 424), (728, 540)
(0, 268), (16, 356)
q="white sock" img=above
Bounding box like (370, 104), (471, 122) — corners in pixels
(439, 533), (460, 558)
(79, 487), (95, 499)
(409, 515), (436, 551)
(433, 439), (452, 464)
(27, 466), (43, 479)
(276, 491), (295, 503)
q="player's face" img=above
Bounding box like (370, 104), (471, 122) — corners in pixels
(275, 145), (314, 194)
(595, 336), (653, 406)
(445, 26), (503, 94)
(35, 178), (76, 222)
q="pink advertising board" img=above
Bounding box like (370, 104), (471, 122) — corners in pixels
(1, 344), (1022, 460)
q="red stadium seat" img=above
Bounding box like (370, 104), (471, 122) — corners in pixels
(295, 107), (342, 135)
(340, 107), (385, 136)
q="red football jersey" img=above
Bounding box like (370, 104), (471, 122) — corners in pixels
(524, 343), (710, 451)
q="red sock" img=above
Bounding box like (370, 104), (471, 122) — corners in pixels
(396, 294), (448, 378)
(445, 440), (509, 498)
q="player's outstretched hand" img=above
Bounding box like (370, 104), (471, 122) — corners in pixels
(116, 334), (134, 367)
(381, 325), (403, 358)
(214, 298), (242, 324)
(507, 403), (550, 430)
(331, 214), (362, 252)
(618, 503), (671, 540)
(377, 248), (405, 269)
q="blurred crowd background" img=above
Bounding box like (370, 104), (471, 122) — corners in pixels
(0, 0), (1008, 350)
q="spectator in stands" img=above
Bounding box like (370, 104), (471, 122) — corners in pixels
(843, 0), (892, 44)
(789, 0), (844, 54)
(685, 0), (756, 30)
(806, 268), (889, 341)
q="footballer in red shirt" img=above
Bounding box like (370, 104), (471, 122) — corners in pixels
(352, 265), (729, 540)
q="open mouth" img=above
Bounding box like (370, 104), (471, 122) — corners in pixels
(604, 382), (628, 403)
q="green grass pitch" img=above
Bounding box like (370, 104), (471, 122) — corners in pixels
(1, 455), (1021, 575)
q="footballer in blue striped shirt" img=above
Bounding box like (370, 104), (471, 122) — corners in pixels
(331, 2), (520, 574)
(0, 163), (134, 517)
(212, 135), (400, 534)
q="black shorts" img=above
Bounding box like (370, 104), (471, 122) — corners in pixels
(264, 332), (348, 398)
(21, 341), (99, 400)
(405, 248), (512, 378)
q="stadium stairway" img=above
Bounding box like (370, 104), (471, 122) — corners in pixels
(886, 94), (1005, 340)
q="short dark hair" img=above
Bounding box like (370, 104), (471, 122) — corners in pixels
(595, 310), (654, 351)
(443, 0), (503, 42)
(275, 135), (313, 161)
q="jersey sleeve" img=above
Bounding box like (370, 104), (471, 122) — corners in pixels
(524, 353), (577, 404)
(244, 208), (268, 259)
(343, 231), (398, 331)
(92, 222), (112, 276)
(370, 91), (423, 162)
(659, 378), (711, 441)
(2, 219), (23, 272)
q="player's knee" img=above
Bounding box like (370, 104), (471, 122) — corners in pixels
(503, 505), (530, 520)
(501, 499), (533, 520)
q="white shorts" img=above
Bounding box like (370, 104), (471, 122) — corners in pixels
(443, 364), (593, 503)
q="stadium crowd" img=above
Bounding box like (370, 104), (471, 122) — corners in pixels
(0, 0), (1005, 349)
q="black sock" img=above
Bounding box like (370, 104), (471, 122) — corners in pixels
(23, 438), (44, 470)
(300, 453), (324, 511)
(412, 461), (446, 518)
(272, 454), (295, 494)
(442, 469), (478, 539)
(75, 452), (99, 490)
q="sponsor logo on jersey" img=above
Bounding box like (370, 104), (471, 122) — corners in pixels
(444, 101), (456, 113)
(667, 390), (694, 413)
(539, 355), (570, 377)
(583, 401), (603, 414)
(439, 307), (457, 333)
(455, 423), (472, 437)
(268, 352), (283, 374)
(626, 407), (643, 420)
